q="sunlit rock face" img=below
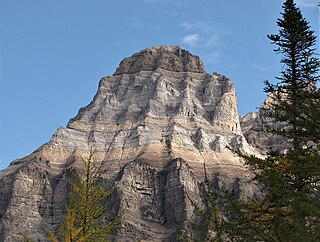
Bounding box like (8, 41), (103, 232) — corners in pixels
(0, 46), (262, 241)
(240, 94), (290, 154)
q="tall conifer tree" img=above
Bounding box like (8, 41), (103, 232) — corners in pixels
(224, 1), (320, 241)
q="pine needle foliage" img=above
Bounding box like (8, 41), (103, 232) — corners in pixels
(224, 1), (320, 241)
(265, 0), (320, 146)
(49, 151), (123, 242)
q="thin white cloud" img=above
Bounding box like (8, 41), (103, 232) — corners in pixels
(295, 0), (318, 7)
(180, 21), (233, 66)
(182, 34), (201, 47)
(205, 34), (220, 47)
(180, 21), (232, 48)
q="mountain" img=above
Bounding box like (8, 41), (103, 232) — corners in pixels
(1, 46), (266, 241)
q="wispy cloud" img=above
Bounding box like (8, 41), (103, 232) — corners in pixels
(180, 21), (229, 48)
(295, 0), (318, 8)
(182, 34), (201, 47)
(180, 21), (234, 67)
(205, 34), (220, 47)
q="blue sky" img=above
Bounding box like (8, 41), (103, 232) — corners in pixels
(0, 0), (319, 170)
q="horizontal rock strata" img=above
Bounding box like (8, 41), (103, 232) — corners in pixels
(1, 46), (264, 241)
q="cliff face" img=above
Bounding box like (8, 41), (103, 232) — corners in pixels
(240, 94), (290, 154)
(1, 46), (262, 241)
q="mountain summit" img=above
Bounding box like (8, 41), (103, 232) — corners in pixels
(65, 45), (255, 169)
(114, 45), (205, 75)
(1, 46), (262, 241)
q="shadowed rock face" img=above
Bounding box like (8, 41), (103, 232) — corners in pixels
(1, 46), (263, 241)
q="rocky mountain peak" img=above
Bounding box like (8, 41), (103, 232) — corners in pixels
(64, 46), (254, 167)
(114, 45), (206, 75)
(0, 46), (264, 241)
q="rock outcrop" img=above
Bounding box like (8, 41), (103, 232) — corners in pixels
(1, 46), (262, 241)
(240, 94), (290, 154)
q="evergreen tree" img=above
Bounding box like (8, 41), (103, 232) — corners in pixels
(225, 1), (320, 241)
(266, 0), (320, 145)
(49, 151), (123, 242)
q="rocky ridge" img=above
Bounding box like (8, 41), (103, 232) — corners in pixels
(1, 46), (269, 241)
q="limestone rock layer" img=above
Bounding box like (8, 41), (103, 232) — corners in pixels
(1, 46), (261, 241)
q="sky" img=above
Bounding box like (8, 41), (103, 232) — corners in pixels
(0, 0), (319, 170)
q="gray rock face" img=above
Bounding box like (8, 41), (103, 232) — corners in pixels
(114, 46), (205, 75)
(240, 95), (290, 154)
(1, 46), (262, 241)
